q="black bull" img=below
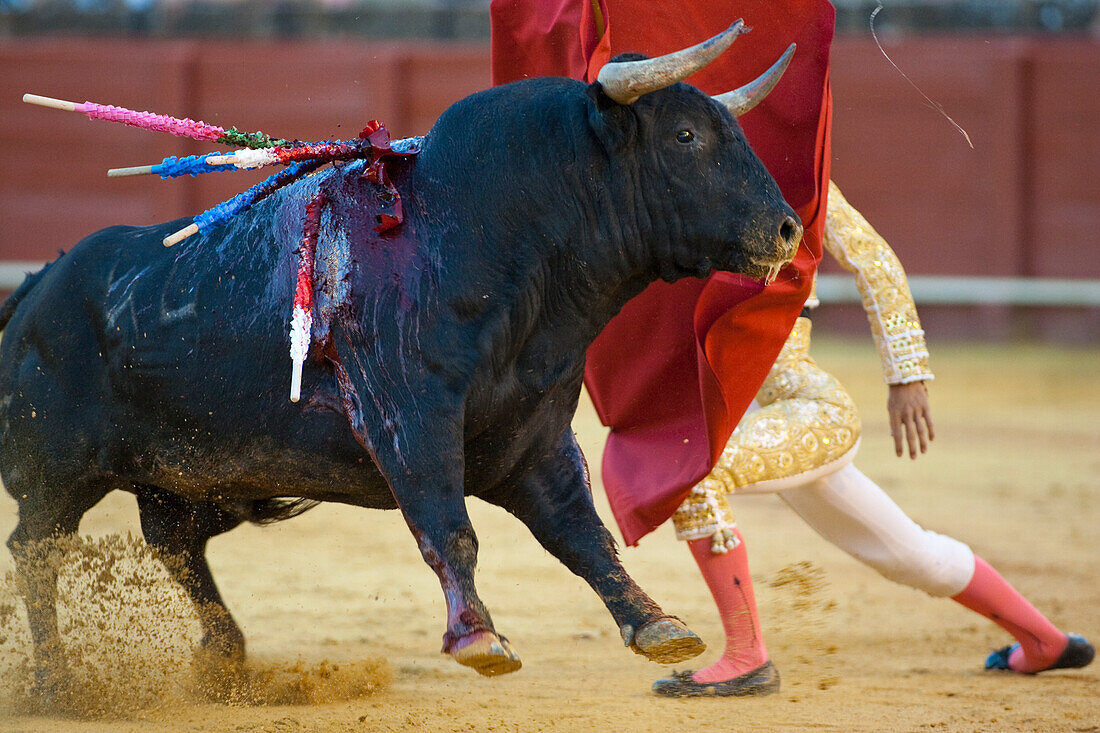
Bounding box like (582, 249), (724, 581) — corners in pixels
(0, 36), (801, 683)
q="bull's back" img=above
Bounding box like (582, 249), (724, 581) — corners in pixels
(0, 222), (176, 496)
(0, 221), (175, 410)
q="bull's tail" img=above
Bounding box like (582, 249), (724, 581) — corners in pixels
(0, 259), (56, 334)
(248, 497), (321, 525)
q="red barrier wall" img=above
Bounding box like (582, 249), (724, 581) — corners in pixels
(821, 37), (1100, 339)
(1, 37), (1097, 337)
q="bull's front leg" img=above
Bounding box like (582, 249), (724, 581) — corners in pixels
(328, 333), (520, 676)
(490, 429), (705, 664)
(390, 466), (522, 677)
(357, 426), (521, 675)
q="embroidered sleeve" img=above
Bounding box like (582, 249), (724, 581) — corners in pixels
(823, 181), (933, 385)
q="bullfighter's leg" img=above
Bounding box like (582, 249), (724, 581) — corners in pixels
(655, 317), (852, 693)
(133, 485), (246, 663)
(486, 429), (705, 665)
(5, 478), (114, 696)
(781, 466), (1095, 673)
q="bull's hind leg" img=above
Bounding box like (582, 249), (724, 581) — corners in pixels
(134, 485), (246, 663)
(5, 479), (113, 696)
(487, 430), (705, 665)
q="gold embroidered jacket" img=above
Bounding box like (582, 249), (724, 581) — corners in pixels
(821, 181), (933, 385)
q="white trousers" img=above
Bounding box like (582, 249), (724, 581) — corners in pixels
(777, 463), (975, 597)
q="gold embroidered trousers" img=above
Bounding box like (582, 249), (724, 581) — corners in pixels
(671, 317), (861, 547)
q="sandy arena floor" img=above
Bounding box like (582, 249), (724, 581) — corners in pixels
(0, 337), (1096, 732)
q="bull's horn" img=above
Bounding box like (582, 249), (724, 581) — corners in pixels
(712, 43), (796, 117)
(596, 20), (749, 105)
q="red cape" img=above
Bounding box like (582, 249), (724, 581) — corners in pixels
(490, 0), (834, 544)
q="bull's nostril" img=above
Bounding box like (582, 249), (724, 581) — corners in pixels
(780, 216), (803, 250)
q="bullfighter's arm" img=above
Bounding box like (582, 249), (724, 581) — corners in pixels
(823, 181), (935, 457)
(823, 181), (933, 385)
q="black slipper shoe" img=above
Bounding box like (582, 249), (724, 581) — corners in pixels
(985, 633), (1094, 672)
(652, 660), (780, 697)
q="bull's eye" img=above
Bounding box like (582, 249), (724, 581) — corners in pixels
(676, 129), (695, 145)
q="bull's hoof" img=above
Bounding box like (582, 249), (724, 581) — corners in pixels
(200, 629), (246, 665)
(627, 618), (706, 664)
(27, 666), (74, 709)
(191, 643), (248, 702)
(450, 632), (522, 677)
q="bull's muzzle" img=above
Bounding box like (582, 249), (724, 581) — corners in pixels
(753, 214), (803, 284)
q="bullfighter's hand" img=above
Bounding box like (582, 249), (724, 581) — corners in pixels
(887, 381), (934, 459)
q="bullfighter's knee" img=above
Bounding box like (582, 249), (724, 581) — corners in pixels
(782, 465), (976, 597)
(864, 528), (975, 597)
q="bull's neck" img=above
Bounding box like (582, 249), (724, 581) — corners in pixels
(472, 210), (666, 375)
(411, 91), (673, 357)
(537, 239), (655, 353)
(491, 166), (665, 354)
(546, 170), (676, 349)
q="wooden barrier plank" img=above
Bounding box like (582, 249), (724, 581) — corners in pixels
(397, 45), (493, 135)
(0, 40), (193, 259)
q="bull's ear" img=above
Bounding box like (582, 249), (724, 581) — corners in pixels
(586, 81), (619, 113)
(585, 82), (636, 151)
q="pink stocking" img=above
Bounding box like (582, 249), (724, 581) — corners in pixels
(688, 529), (769, 683)
(952, 556), (1068, 672)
